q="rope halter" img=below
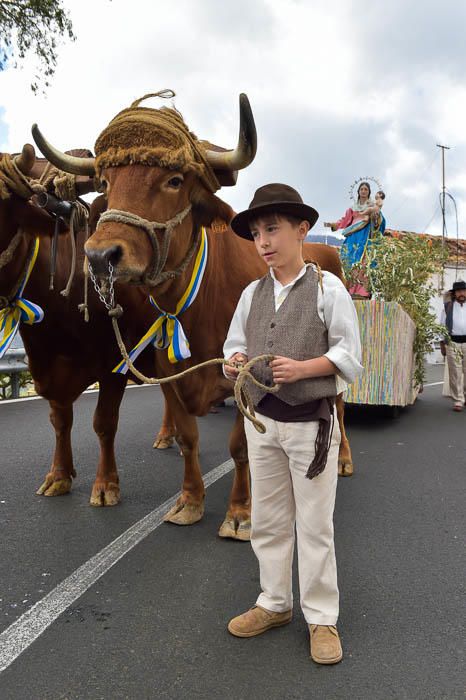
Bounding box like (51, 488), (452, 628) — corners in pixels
(96, 203), (196, 286)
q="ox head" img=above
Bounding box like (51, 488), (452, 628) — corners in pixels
(32, 92), (256, 286)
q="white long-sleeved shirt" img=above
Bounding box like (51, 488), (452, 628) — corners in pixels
(439, 302), (466, 336)
(223, 264), (363, 392)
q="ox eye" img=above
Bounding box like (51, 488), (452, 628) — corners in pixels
(167, 176), (184, 189)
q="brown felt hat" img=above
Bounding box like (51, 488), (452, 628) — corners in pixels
(230, 183), (319, 240)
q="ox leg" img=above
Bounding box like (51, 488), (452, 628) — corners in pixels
(153, 397), (177, 450)
(90, 374), (126, 507)
(218, 409), (251, 541)
(37, 400), (75, 497)
(161, 385), (205, 526)
(336, 394), (353, 477)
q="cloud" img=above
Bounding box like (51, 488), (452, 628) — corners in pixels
(0, 0), (464, 238)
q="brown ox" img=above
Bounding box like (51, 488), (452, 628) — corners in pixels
(0, 145), (164, 505)
(33, 94), (354, 540)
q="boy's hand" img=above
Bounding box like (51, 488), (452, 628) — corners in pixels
(225, 352), (248, 380)
(269, 356), (304, 383)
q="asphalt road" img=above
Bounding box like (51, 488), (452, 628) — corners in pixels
(0, 369), (464, 700)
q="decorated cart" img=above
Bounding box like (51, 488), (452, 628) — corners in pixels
(345, 299), (419, 411)
(326, 175), (446, 414)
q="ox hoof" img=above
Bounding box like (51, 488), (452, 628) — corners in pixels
(36, 477), (72, 497)
(218, 517), (251, 541)
(338, 461), (354, 477)
(153, 435), (174, 450)
(163, 501), (204, 525)
(90, 482), (120, 507)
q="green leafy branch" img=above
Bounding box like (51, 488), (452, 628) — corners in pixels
(0, 370), (31, 399)
(346, 234), (448, 387)
(0, 0), (75, 94)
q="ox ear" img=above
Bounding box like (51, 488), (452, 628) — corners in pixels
(75, 179), (98, 197)
(89, 194), (107, 233)
(65, 149), (97, 197)
(191, 183), (234, 229)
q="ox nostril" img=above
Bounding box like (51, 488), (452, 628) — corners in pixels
(86, 245), (122, 275)
(105, 245), (122, 267)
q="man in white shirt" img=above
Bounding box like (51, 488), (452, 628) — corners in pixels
(223, 183), (362, 665)
(440, 280), (466, 411)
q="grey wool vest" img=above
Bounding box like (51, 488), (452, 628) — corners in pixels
(245, 267), (337, 407)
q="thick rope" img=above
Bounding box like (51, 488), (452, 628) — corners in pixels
(0, 233), (37, 309)
(0, 231), (27, 308)
(96, 205), (194, 286)
(0, 231), (24, 271)
(78, 214), (93, 322)
(0, 152), (79, 203)
(60, 202), (89, 298)
(53, 171), (77, 201)
(109, 308), (276, 433)
(304, 258), (324, 292)
(78, 259), (90, 323)
(0, 154), (37, 200)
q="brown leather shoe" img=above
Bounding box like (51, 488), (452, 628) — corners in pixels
(309, 624), (343, 664)
(228, 605), (292, 637)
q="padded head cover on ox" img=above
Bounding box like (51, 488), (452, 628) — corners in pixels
(94, 90), (221, 193)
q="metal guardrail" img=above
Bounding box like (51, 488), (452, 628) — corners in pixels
(0, 348), (29, 399)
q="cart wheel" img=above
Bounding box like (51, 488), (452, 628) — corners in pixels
(389, 405), (400, 419)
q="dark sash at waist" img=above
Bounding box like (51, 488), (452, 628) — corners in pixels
(450, 335), (466, 343)
(256, 394), (333, 423)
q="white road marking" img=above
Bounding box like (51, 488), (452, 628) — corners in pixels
(423, 381), (444, 387)
(0, 458), (234, 674)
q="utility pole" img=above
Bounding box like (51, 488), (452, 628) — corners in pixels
(437, 143), (450, 243)
(437, 143), (451, 289)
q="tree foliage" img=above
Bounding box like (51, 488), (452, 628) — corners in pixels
(348, 233), (449, 387)
(0, 0), (75, 93)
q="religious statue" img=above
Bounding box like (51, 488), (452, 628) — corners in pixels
(325, 178), (386, 297)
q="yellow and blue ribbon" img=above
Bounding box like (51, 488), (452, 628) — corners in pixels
(0, 237), (44, 358)
(113, 228), (208, 373)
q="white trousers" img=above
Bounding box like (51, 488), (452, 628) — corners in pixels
(446, 342), (466, 404)
(244, 409), (341, 625)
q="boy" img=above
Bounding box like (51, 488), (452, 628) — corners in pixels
(224, 183), (362, 664)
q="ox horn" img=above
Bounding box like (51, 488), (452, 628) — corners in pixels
(204, 93), (257, 171)
(31, 123), (96, 176)
(14, 143), (36, 175)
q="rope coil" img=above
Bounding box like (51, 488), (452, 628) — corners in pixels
(110, 310), (276, 433)
(97, 205), (194, 286)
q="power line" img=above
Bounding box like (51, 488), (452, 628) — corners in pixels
(422, 203), (441, 233)
(445, 190), (460, 279)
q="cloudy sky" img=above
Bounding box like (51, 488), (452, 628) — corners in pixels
(1, 0), (465, 238)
